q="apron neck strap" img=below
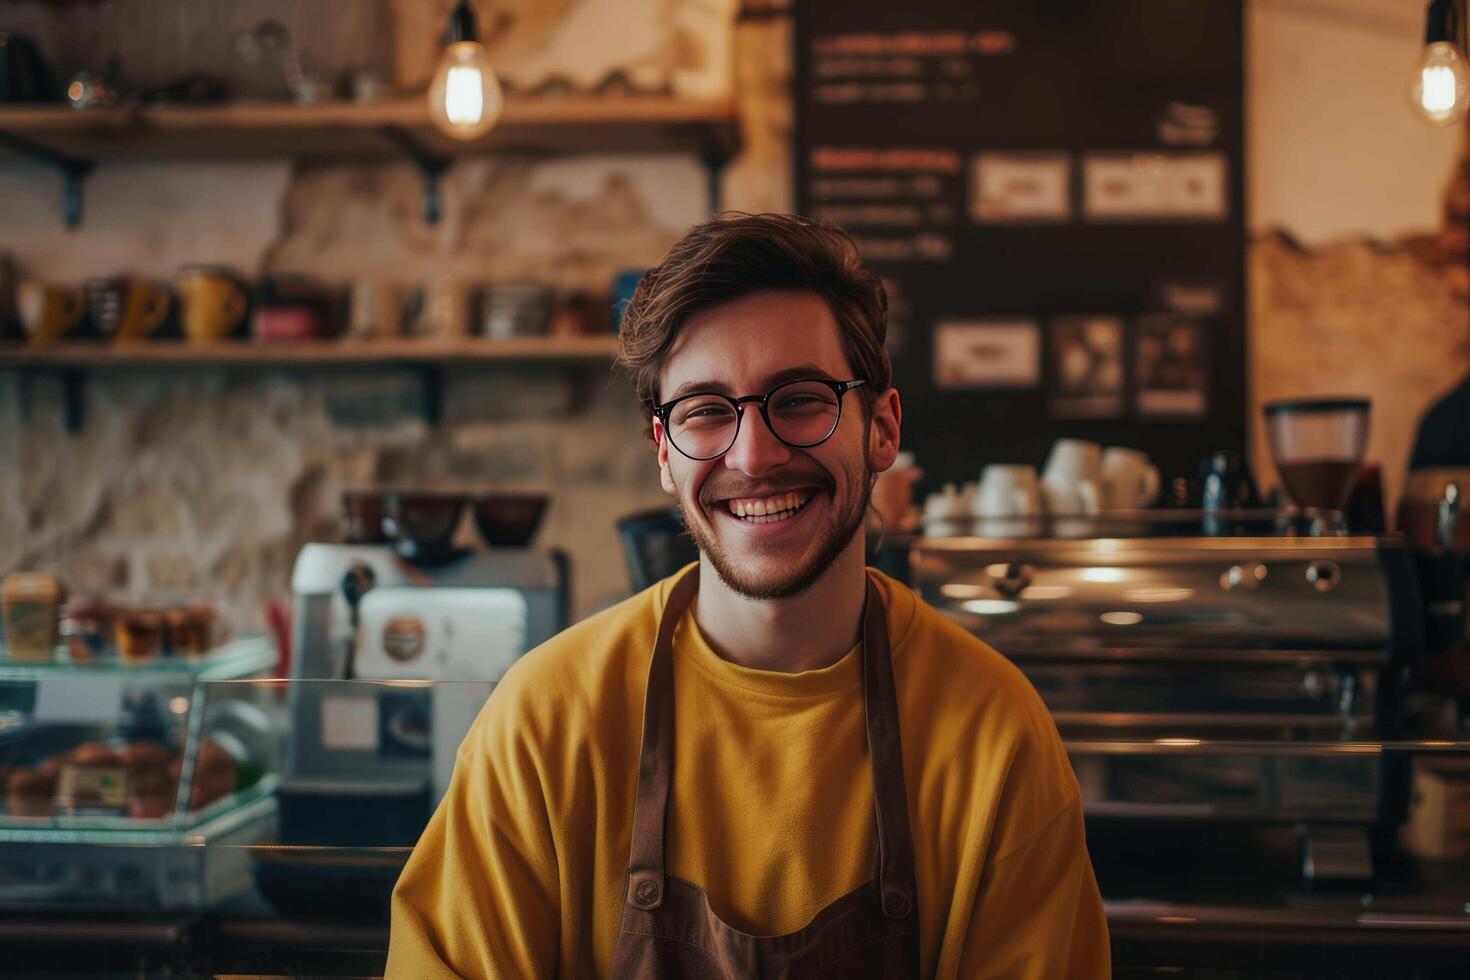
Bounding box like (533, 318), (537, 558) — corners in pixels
(861, 574), (919, 918)
(624, 565), (918, 918)
(625, 564), (699, 911)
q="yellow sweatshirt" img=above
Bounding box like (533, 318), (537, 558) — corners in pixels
(387, 567), (1110, 978)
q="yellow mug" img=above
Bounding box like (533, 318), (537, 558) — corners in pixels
(17, 280), (85, 345)
(177, 265), (249, 343)
(120, 280), (172, 340)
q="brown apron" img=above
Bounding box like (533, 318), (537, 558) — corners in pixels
(609, 565), (921, 979)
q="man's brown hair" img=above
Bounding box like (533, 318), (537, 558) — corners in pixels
(617, 212), (890, 438)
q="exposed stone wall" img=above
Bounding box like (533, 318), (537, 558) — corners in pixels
(1249, 126), (1470, 511)
(0, 364), (667, 628)
(0, 0), (760, 627)
(1249, 232), (1470, 511)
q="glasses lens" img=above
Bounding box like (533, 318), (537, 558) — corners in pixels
(667, 394), (739, 458)
(767, 380), (842, 447)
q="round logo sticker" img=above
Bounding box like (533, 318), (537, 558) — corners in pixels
(382, 617), (427, 662)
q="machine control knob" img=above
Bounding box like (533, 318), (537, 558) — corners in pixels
(991, 562), (1034, 598)
(1220, 563), (1267, 590)
(1306, 560), (1341, 592)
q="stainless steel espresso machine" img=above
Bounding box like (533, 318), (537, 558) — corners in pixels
(288, 544), (568, 795)
(255, 543), (569, 916)
(909, 514), (1421, 884)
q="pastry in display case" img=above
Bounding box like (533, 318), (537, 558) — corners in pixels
(0, 586), (282, 909)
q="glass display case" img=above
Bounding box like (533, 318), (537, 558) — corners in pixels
(0, 669), (493, 912)
(0, 637), (280, 908)
(0, 672), (1466, 977)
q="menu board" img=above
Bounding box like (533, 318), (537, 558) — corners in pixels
(795, 0), (1245, 491)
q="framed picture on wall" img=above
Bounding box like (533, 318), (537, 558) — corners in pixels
(1083, 152), (1228, 221)
(1134, 314), (1210, 418)
(933, 319), (1041, 389)
(1050, 315), (1125, 418)
(970, 153), (1071, 223)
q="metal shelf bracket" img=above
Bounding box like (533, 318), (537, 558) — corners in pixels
(699, 141), (731, 214)
(8, 367), (89, 433)
(0, 129), (95, 228)
(61, 368), (87, 433)
(418, 365), (445, 425)
(378, 126), (451, 225)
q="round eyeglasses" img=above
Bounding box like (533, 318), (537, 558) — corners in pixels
(653, 378), (868, 461)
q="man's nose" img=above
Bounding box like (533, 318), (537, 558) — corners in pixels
(722, 407), (792, 477)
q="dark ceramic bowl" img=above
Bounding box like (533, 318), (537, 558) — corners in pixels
(471, 493), (549, 547)
(383, 491), (467, 565)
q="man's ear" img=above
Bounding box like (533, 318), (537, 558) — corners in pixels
(654, 418), (677, 495)
(867, 387), (902, 473)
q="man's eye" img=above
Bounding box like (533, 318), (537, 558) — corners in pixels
(677, 403), (735, 424)
(774, 395), (832, 413)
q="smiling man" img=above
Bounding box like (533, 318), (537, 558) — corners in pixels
(387, 213), (1110, 978)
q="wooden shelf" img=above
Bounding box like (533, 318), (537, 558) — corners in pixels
(0, 95), (713, 423)
(0, 336), (622, 368)
(0, 95), (741, 162)
(1, 335), (623, 431)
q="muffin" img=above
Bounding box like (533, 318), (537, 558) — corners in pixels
(127, 785), (176, 819)
(116, 741), (173, 771)
(163, 604), (215, 659)
(126, 760), (179, 819)
(68, 742), (120, 767)
(7, 768), (55, 817)
(115, 608), (164, 663)
(184, 740), (239, 811)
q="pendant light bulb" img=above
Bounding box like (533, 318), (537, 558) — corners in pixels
(1411, 41), (1470, 125)
(1411, 0), (1470, 126)
(428, 1), (503, 140)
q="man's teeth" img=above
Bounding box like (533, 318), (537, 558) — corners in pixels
(725, 490), (813, 522)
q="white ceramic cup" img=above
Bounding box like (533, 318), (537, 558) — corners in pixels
(1042, 479), (1101, 517)
(1101, 446), (1161, 510)
(1044, 438), (1102, 484)
(975, 464), (1042, 518)
(1042, 439), (1103, 516)
(923, 482), (976, 536)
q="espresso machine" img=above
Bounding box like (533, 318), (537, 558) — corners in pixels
(248, 542), (570, 916)
(287, 543), (568, 793)
(910, 521), (1420, 884)
(277, 543), (568, 852)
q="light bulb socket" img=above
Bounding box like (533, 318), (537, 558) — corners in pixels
(444, 0), (479, 45)
(1426, 0), (1456, 46)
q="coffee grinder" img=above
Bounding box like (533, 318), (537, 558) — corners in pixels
(1263, 397), (1371, 512)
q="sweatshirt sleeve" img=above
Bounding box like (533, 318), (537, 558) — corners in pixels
(386, 689), (561, 979)
(955, 794), (1111, 979)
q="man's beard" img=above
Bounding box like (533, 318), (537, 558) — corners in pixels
(676, 455), (874, 601)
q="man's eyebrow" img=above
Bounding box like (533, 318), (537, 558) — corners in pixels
(663, 365), (839, 403)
